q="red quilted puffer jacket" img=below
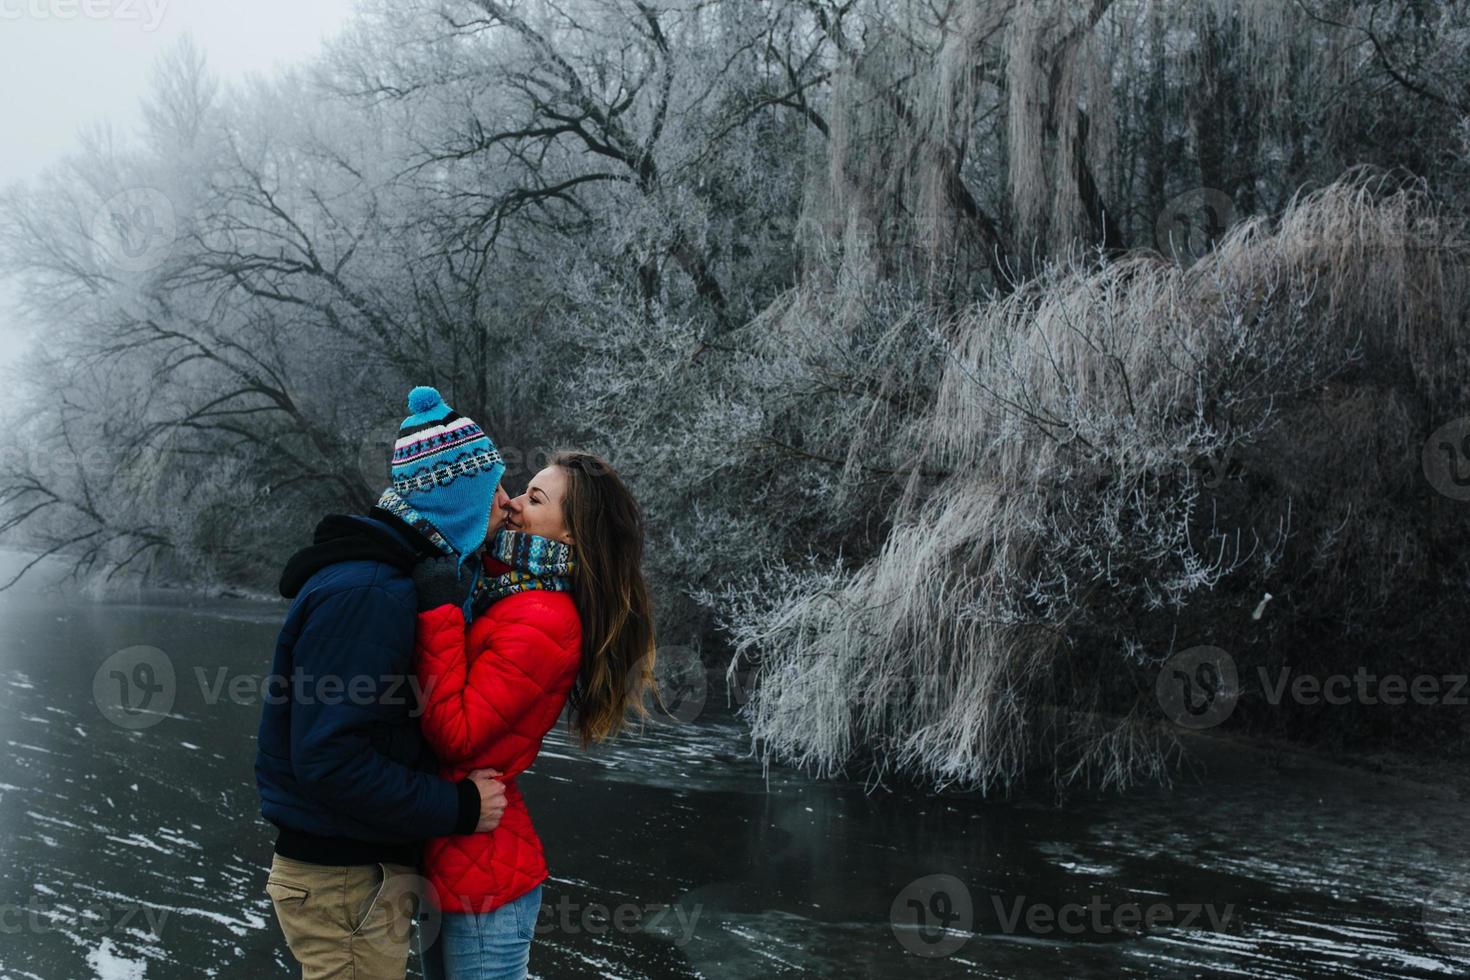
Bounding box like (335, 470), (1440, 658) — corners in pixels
(413, 557), (582, 915)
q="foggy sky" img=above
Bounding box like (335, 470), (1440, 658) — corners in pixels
(0, 0), (359, 368)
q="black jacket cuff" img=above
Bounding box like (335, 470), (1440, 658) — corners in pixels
(453, 779), (481, 835)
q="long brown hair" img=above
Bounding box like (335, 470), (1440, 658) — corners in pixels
(552, 451), (656, 745)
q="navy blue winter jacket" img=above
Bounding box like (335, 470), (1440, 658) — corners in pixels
(255, 510), (480, 865)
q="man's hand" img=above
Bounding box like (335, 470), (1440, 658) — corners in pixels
(468, 768), (506, 833)
(412, 555), (476, 613)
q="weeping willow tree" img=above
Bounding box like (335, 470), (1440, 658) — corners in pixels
(715, 0), (1470, 792)
(731, 172), (1469, 793)
(801, 0), (1466, 297)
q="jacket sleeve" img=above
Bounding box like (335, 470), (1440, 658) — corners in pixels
(288, 583), (471, 839)
(414, 595), (581, 775)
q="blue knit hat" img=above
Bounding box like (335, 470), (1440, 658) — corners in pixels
(389, 386), (505, 559)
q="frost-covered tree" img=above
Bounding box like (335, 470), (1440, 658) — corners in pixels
(1, 0), (1467, 791)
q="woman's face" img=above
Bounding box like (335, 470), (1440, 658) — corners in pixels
(503, 465), (572, 544)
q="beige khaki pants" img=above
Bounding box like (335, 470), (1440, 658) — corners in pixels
(265, 853), (421, 980)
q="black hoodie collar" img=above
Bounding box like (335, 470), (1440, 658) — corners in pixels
(278, 508), (438, 599)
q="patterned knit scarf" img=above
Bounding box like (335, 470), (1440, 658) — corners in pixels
(471, 528), (576, 614)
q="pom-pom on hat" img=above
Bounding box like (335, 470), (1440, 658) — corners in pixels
(388, 385), (505, 559)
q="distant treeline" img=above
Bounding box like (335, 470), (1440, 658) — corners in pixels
(2, 0), (1467, 792)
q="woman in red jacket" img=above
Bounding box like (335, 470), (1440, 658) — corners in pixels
(410, 451), (655, 980)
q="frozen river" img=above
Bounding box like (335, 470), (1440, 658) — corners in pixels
(0, 549), (1465, 978)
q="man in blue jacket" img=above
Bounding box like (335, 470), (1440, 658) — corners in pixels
(256, 386), (511, 979)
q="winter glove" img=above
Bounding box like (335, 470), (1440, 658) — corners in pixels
(412, 554), (477, 613)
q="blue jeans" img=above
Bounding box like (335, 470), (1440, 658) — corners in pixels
(419, 885), (542, 980)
